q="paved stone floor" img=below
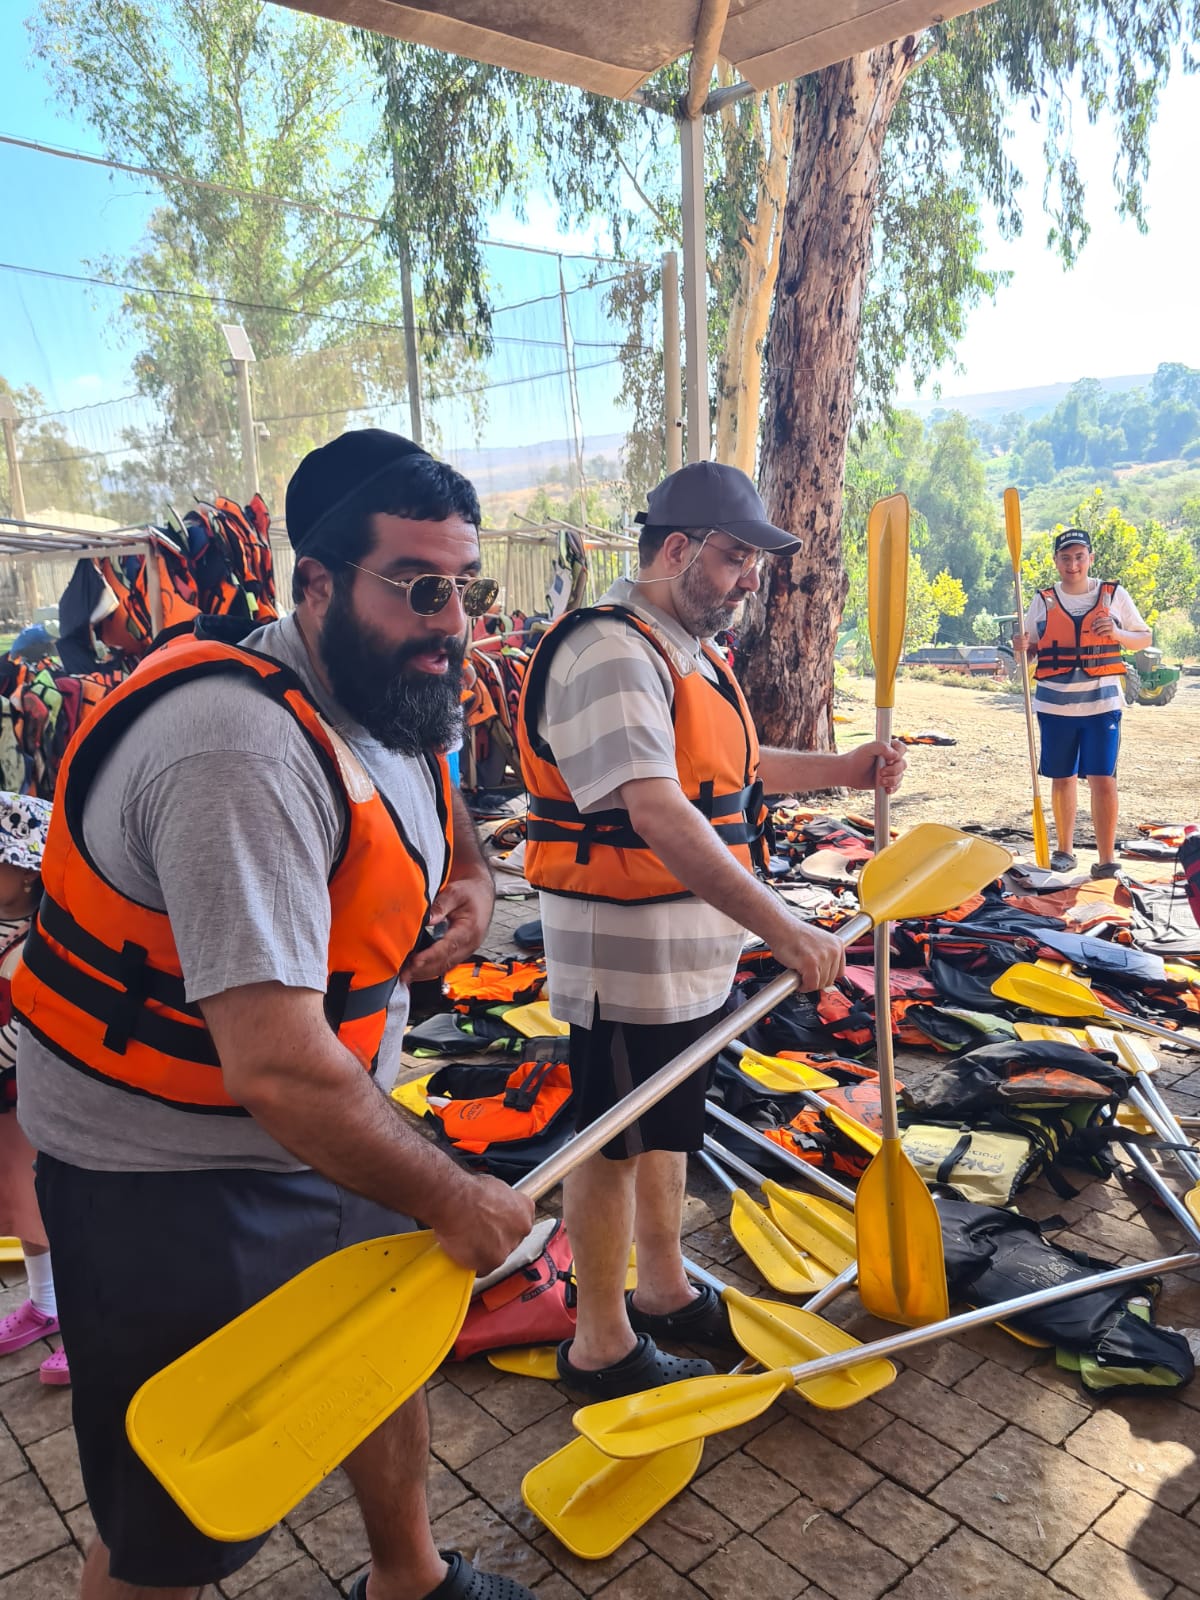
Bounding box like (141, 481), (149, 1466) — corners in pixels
(2, 880), (1199, 1597)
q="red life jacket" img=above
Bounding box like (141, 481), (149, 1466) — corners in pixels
(1034, 582), (1124, 679)
(516, 604), (766, 904)
(13, 636), (451, 1112)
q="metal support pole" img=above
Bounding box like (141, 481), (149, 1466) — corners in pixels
(398, 240), (424, 447)
(1, 417), (26, 525)
(233, 358), (259, 501)
(662, 251), (683, 473)
(679, 113), (709, 462)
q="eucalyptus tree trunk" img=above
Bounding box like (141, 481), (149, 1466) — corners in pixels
(740, 39), (919, 750)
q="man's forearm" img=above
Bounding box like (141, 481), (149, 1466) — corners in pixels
(758, 747), (849, 793)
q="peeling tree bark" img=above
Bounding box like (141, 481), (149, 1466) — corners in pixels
(714, 84), (794, 475)
(740, 40), (919, 750)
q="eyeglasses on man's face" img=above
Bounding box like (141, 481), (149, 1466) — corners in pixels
(682, 530), (765, 577)
(345, 562), (500, 617)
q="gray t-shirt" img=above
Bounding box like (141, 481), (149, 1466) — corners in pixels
(17, 613), (447, 1172)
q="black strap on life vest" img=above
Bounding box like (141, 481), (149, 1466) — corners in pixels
(528, 780), (764, 864)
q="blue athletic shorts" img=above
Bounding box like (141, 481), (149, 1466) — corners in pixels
(1037, 710), (1122, 779)
(35, 1156), (414, 1588)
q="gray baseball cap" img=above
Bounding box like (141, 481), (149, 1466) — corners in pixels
(634, 462), (800, 554)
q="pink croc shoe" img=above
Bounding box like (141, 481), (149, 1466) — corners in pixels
(0, 1299), (59, 1355)
(39, 1346), (70, 1386)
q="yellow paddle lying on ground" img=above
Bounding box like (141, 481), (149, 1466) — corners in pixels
(125, 821), (1010, 1542)
(859, 493), (950, 1327)
(571, 1247), (1198, 1459)
(733, 1041), (882, 1153)
(1004, 487), (1051, 869)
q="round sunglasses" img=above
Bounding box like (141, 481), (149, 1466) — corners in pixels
(346, 562), (500, 617)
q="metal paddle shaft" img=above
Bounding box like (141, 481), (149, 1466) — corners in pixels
(573, 1248), (1199, 1458)
(704, 1098), (855, 1206)
(1004, 488), (1050, 869)
(127, 824), (1010, 1542)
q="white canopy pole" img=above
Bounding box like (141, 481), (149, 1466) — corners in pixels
(679, 112), (708, 463)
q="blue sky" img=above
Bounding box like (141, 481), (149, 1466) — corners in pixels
(1, 0), (1198, 455)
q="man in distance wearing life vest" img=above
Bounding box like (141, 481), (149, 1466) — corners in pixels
(14, 431), (536, 1600)
(1015, 526), (1150, 878)
(515, 461), (906, 1398)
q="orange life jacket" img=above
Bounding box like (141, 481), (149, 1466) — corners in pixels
(515, 604), (766, 904)
(432, 1059), (572, 1155)
(13, 636), (452, 1113)
(1034, 582), (1124, 679)
(442, 957), (547, 1012)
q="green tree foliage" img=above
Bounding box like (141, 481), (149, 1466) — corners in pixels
(29, 0), (471, 509)
(0, 377), (106, 518)
(1020, 488), (1200, 625)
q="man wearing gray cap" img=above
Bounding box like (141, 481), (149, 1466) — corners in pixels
(516, 461), (905, 1398)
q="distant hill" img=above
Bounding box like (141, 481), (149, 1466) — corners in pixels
(901, 375), (1153, 425)
(444, 432), (627, 495)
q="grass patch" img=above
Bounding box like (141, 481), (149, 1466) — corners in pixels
(900, 666), (1008, 692)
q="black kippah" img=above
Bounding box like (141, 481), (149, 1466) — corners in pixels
(285, 429), (428, 558)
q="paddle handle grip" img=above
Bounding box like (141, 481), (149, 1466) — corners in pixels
(704, 1097), (856, 1207)
(516, 913), (872, 1203)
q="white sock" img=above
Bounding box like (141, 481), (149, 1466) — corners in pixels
(24, 1251), (56, 1318)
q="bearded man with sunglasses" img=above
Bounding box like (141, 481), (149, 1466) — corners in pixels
(15, 430), (537, 1600)
(516, 462), (906, 1399)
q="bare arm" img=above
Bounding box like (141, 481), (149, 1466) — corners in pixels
(619, 777), (845, 989)
(202, 983), (534, 1272)
(758, 741), (906, 796)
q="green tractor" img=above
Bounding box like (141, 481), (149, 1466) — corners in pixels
(1123, 644), (1182, 707)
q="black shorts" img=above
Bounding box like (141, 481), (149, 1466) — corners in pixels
(569, 999), (725, 1160)
(35, 1154), (414, 1589)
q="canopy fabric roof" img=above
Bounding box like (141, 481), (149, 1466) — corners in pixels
(277, 0), (986, 97)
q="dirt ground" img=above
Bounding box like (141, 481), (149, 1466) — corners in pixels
(833, 671), (1200, 860)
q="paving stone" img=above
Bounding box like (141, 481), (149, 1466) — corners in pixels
(65, 1501), (95, 1554)
(888, 1526), (1067, 1600)
(294, 1496), (369, 1581)
(0, 1470), (70, 1574)
(444, 1359), (503, 1397)
(757, 1497), (906, 1600)
(0, 1369), (73, 1445)
(427, 1459), (472, 1522)
(691, 1530), (807, 1600)
(457, 1407), (577, 1542)
(1168, 1588), (1200, 1600)
(594, 1551), (707, 1599)
(692, 1451), (798, 1532)
(532, 1529), (645, 1595)
(473, 1373), (568, 1433)
(233, 1555), (339, 1598)
(778, 1389), (891, 1452)
(0, 1544), (81, 1598)
(1095, 1491), (1200, 1588)
(952, 1359), (1090, 1444)
(427, 1383), (511, 1470)
(285, 1467), (354, 1528)
(25, 1427), (86, 1513)
(1068, 1207), (1176, 1259)
(430, 1497), (552, 1592)
(637, 1486), (736, 1575)
(217, 1527), (304, 1596)
(746, 1415), (880, 1513)
(1048, 1530), (1173, 1600)
(0, 1420), (24, 1488)
(843, 1479), (957, 1566)
(0, 1337), (53, 1385)
(1065, 1402), (1200, 1512)
(857, 1419), (962, 1494)
(958, 1324), (1044, 1373)
(875, 1369), (1005, 1454)
(930, 1425), (1120, 1569)
(896, 1337), (984, 1387)
(533, 1574), (586, 1600)
(683, 1223), (744, 1267)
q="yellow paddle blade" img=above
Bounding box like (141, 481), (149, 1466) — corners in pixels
(722, 1288), (895, 1407)
(825, 1105), (883, 1154)
(126, 1231), (472, 1541)
(1003, 487), (1023, 573)
(488, 1346), (561, 1380)
(858, 824), (1010, 924)
(867, 494), (910, 709)
(992, 963), (1103, 1021)
(390, 1073), (434, 1118)
(0, 1237), (23, 1264)
(574, 1367), (792, 1459)
(728, 1189), (835, 1294)
(1187, 1188), (1200, 1230)
(1014, 1022), (1089, 1045)
(1032, 798), (1051, 871)
(522, 1433), (703, 1558)
(1115, 1103), (1158, 1137)
(737, 1046), (838, 1092)
(761, 1180), (856, 1269)
(502, 1000), (569, 1039)
(855, 1140), (949, 1327)
(1086, 1027), (1157, 1075)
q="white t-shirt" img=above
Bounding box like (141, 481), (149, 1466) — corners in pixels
(1023, 580), (1147, 719)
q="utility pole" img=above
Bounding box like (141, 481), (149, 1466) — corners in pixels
(220, 323), (260, 501)
(391, 143), (425, 447)
(0, 396), (26, 524)
(662, 252), (683, 473)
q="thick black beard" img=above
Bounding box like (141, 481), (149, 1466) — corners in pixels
(318, 582), (466, 756)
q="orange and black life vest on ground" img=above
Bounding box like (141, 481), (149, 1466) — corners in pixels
(1034, 582), (1124, 680)
(515, 604), (766, 904)
(13, 634), (452, 1114)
